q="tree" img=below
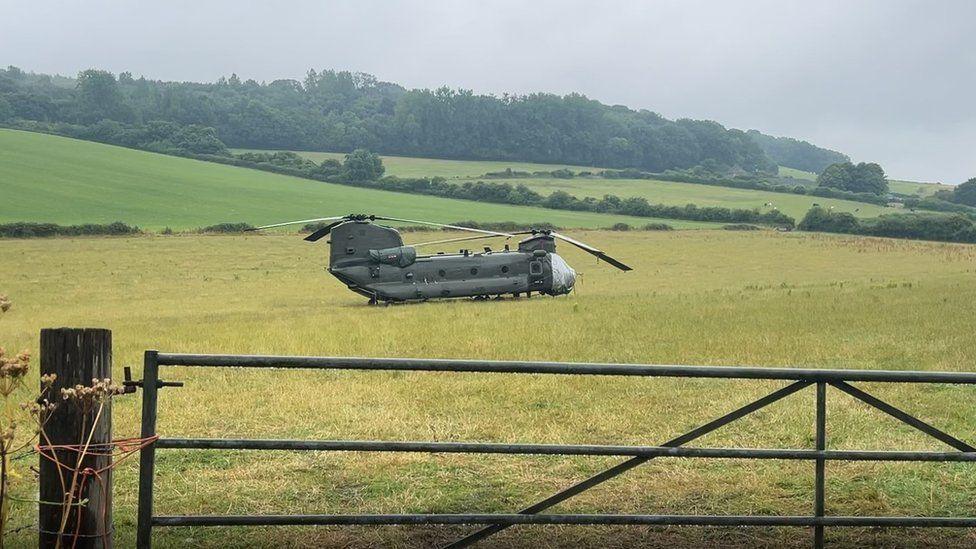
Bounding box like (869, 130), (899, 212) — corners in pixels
(75, 69), (127, 123)
(817, 161), (888, 195)
(0, 96), (11, 122)
(816, 162), (854, 190)
(798, 206), (860, 233)
(952, 178), (976, 207)
(342, 149), (385, 182)
(854, 162), (888, 195)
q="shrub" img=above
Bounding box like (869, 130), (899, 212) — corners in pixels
(609, 223), (631, 231)
(197, 222), (254, 233)
(0, 222), (140, 238)
(641, 223), (674, 231)
(723, 224), (761, 231)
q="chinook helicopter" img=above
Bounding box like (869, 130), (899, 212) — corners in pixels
(250, 214), (631, 304)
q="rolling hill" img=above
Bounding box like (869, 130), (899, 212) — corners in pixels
(270, 149), (900, 220)
(0, 130), (709, 230)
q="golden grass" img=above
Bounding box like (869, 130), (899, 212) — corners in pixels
(2, 230), (976, 547)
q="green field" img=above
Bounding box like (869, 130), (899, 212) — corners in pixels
(3, 231), (976, 547)
(233, 149), (602, 179)
(267, 149), (934, 220)
(1, 130), (704, 230)
(776, 166), (819, 182)
(497, 176), (893, 220)
(778, 166), (949, 197)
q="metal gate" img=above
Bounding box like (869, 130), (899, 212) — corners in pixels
(135, 351), (976, 548)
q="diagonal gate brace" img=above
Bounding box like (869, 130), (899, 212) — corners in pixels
(444, 380), (812, 548)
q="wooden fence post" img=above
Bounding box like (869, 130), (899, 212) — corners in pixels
(39, 328), (113, 549)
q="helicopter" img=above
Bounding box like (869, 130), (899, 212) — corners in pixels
(250, 214), (631, 304)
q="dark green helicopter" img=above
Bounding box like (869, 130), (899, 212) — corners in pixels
(251, 214), (631, 304)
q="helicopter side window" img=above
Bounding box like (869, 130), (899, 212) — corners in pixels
(529, 261), (543, 276)
(501, 265), (509, 274)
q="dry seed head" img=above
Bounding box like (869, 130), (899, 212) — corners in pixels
(61, 377), (125, 406)
(0, 348), (30, 379)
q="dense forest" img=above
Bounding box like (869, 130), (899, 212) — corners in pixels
(746, 130), (848, 173)
(0, 66), (844, 174)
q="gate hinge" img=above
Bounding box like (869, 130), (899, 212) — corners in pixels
(122, 366), (184, 393)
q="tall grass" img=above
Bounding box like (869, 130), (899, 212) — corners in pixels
(2, 230), (976, 547)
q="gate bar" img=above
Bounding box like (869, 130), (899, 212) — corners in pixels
(137, 351), (160, 549)
(447, 381), (811, 547)
(814, 382), (827, 548)
(831, 381), (976, 452)
(155, 354), (976, 384)
(154, 438), (976, 462)
(150, 513), (976, 528)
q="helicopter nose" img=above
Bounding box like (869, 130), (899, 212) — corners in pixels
(550, 253), (576, 294)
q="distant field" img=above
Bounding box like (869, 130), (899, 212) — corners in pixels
(0, 130), (709, 229)
(503, 177), (893, 220)
(234, 149), (601, 179)
(778, 166), (948, 197)
(776, 166), (818, 182)
(266, 149), (939, 219)
(4, 230), (976, 547)
(889, 179), (950, 197)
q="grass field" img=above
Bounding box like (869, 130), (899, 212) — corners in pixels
(235, 149), (602, 179)
(3, 230), (976, 547)
(498, 177), (892, 220)
(264, 149), (933, 220)
(778, 166), (949, 197)
(0, 130), (705, 230)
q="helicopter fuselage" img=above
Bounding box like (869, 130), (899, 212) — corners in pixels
(326, 221), (576, 302)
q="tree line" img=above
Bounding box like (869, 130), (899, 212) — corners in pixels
(0, 65), (845, 174)
(215, 149), (796, 227)
(798, 206), (976, 243)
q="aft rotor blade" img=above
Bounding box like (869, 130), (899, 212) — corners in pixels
(304, 220), (347, 242)
(371, 216), (514, 238)
(250, 216), (346, 231)
(410, 233), (513, 248)
(551, 231), (633, 271)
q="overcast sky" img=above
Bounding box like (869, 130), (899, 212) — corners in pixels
(2, 0), (973, 182)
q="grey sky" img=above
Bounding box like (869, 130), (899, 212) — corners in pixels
(2, 0), (973, 182)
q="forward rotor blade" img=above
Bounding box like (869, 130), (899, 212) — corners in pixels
(250, 216), (346, 231)
(551, 231), (633, 271)
(303, 220), (347, 242)
(410, 233), (513, 248)
(371, 216), (514, 238)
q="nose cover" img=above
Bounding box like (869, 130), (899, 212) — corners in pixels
(549, 253), (576, 294)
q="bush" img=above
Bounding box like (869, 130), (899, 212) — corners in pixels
(609, 223), (631, 231)
(197, 222), (254, 233)
(342, 149), (385, 182)
(448, 221), (558, 232)
(723, 224), (761, 231)
(0, 222), (140, 238)
(797, 206), (976, 244)
(641, 223), (674, 231)
(798, 207), (860, 234)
